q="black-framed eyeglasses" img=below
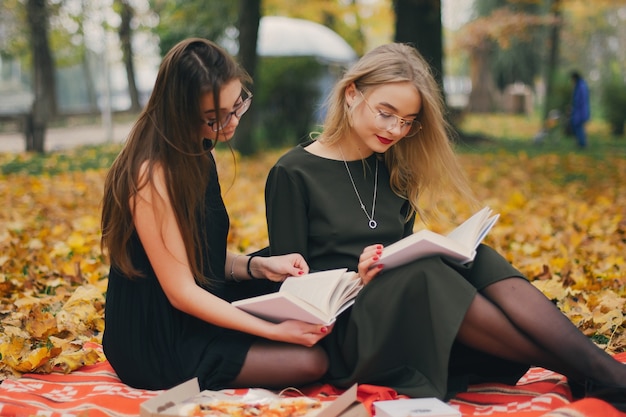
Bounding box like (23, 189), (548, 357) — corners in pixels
(359, 90), (422, 137)
(206, 87), (253, 132)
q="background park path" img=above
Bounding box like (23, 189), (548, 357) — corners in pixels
(0, 120), (134, 153)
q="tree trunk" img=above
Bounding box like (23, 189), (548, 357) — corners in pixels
(234, 0), (261, 156)
(467, 43), (499, 113)
(117, 0), (141, 112)
(82, 50), (99, 113)
(542, 0), (562, 124)
(393, 0), (444, 92)
(79, 1), (99, 113)
(26, 0), (56, 153)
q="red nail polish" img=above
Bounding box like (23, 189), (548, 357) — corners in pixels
(373, 256), (379, 261)
(298, 270), (304, 275)
(321, 326), (328, 333)
(378, 264), (384, 269)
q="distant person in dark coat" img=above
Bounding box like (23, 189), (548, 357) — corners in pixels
(569, 71), (590, 148)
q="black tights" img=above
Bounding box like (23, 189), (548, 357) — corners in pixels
(230, 340), (328, 389)
(457, 277), (626, 386)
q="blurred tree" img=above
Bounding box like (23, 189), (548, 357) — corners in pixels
(477, 0), (546, 91)
(73, 1), (99, 113)
(233, 0), (261, 155)
(453, 0), (626, 119)
(0, 0), (29, 60)
(542, 0), (561, 123)
(115, 0), (141, 112)
(393, 0), (444, 91)
(149, 0), (238, 54)
(455, 2), (553, 112)
(26, 0), (56, 153)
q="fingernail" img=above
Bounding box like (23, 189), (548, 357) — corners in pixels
(373, 256), (379, 261)
(298, 271), (304, 275)
(378, 264), (384, 269)
(320, 326), (328, 333)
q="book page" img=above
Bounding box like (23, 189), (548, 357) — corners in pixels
(474, 213), (499, 245)
(445, 206), (491, 246)
(279, 268), (349, 315)
(375, 231), (474, 270)
(370, 207), (498, 272)
(327, 272), (361, 314)
(232, 292), (334, 324)
(232, 268), (361, 325)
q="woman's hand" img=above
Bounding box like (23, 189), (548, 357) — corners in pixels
(271, 320), (333, 347)
(358, 244), (384, 285)
(252, 254), (309, 282)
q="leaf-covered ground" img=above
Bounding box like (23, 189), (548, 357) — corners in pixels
(0, 130), (625, 381)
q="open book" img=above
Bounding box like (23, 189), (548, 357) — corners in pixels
(232, 268), (362, 325)
(372, 206), (499, 270)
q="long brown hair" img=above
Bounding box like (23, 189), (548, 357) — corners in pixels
(101, 38), (250, 282)
(318, 42), (476, 222)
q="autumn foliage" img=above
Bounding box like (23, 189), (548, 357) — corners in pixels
(0, 137), (625, 381)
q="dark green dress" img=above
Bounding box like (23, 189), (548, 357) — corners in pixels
(265, 142), (529, 399)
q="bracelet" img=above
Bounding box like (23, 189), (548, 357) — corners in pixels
(247, 255), (259, 279)
(230, 254), (242, 282)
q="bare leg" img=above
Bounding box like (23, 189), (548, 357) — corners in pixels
(481, 277), (626, 387)
(230, 340), (328, 389)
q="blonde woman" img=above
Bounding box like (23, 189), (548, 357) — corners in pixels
(265, 43), (626, 409)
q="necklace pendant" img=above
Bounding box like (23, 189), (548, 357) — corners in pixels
(339, 146), (379, 231)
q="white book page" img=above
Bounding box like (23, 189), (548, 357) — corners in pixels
(327, 272), (361, 313)
(232, 292), (334, 324)
(446, 206), (491, 246)
(375, 229), (474, 269)
(379, 229), (450, 255)
(279, 268), (348, 315)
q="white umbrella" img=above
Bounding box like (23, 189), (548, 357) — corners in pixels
(257, 16), (358, 64)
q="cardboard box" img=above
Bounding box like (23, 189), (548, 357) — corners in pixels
(373, 397), (461, 417)
(140, 378), (367, 417)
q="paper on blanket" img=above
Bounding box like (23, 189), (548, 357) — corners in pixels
(140, 378), (365, 417)
(374, 397), (461, 417)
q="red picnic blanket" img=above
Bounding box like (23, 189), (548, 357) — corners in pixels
(0, 352), (624, 417)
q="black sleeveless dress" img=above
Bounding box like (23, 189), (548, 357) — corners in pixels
(103, 153), (259, 391)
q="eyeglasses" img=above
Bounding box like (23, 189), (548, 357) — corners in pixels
(358, 90), (422, 137)
(206, 87), (253, 132)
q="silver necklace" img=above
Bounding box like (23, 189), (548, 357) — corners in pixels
(339, 146), (378, 229)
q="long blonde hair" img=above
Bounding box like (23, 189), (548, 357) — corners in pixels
(319, 42), (476, 222)
(101, 38), (250, 282)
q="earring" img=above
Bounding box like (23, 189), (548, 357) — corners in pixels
(202, 138), (215, 150)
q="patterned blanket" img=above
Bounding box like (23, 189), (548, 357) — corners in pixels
(0, 352), (624, 417)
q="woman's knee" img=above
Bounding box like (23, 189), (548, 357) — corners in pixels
(297, 346), (329, 380)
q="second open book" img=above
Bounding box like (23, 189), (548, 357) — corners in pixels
(372, 206), (499, 270)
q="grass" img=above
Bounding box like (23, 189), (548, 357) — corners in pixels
(457, 112), (626, 158)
